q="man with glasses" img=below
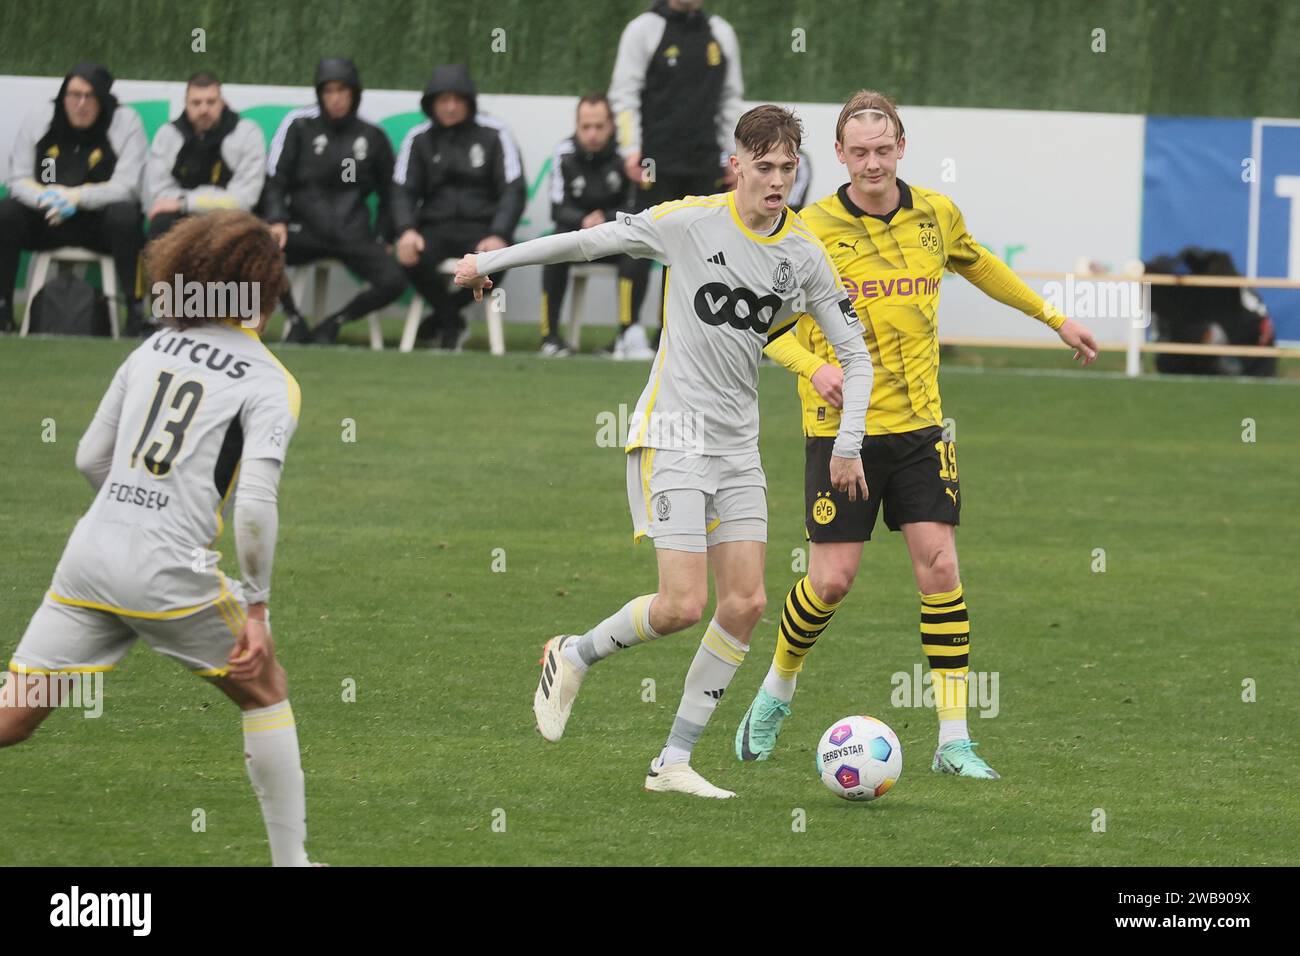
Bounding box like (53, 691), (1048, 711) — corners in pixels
(0, 62), (147, 334)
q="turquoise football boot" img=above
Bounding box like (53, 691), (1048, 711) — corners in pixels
(931, 739), (1001, 779)
(735, 687), (792, 761)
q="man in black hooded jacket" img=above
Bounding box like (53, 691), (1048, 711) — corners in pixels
(262, 57), (407, 345)
(1, 62), (147, 334)
(393, 64), (525, 350)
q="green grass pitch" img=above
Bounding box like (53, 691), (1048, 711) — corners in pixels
(1, 325), (1297, 866)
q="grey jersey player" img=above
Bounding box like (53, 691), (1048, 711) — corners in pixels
(3, 212), (317, 866)
(456, 105), (872, 799)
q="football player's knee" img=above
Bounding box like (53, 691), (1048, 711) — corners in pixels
(721, 588), (766, 628)
(923, 552), (959, 590)
(656, 593), (706, 633)
(811, 565), (856, 604)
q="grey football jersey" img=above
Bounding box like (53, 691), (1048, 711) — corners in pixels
(51, 323), (300, 615)
(479, 192), (872, 457)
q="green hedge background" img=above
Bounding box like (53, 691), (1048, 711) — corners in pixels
(1, 0), (1297, 117)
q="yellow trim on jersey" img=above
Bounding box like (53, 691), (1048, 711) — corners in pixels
(8, 662), (116, 675)
(213, 596), (236, 634)
(727, 191), (793, 244)
(234, 324), (302, 422)
(618, 277), (633, 327)
(194, 666), (229, 677)
(652, 196), (727, 220)
(789, 220), (838, 275)
(214, 594), (246, 637)
(47, 571), (237, 621)
(626, 269), (670, 451)
(211, 459), (242, 546)
(706, 517), (722, 533)
(641, 447), (657, 527)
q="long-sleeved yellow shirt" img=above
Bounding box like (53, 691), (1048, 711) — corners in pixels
(766, 181), (1065, 436)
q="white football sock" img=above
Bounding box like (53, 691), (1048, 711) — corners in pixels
(242, 700), (310, 867)
(564, 594), (659, 672)
(762, 663), (796, 703)
(662, 618), (748, 764)
(938, 719), (969, 746)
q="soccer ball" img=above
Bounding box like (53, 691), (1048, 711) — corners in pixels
(815, 715), (902, 801)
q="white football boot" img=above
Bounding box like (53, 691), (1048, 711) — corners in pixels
(534, 635), (586, 742)
(643, 755), (736, 799)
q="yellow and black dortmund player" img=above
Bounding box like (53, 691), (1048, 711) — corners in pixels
(734, 90), (1099, 777)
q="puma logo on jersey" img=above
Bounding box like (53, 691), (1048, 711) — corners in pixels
(945, 487), (958, 505)
(837, 239), (861, 252)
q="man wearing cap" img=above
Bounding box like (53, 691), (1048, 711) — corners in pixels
(0, 62), (147, 334)
(262, 57), (407, 345)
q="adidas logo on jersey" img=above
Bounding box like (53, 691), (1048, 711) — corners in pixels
(705, 688), (725, 700)
(705, 250), (727, 266)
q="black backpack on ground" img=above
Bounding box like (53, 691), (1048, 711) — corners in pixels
(1145, 247), (1276, 378)
(26, 275), (113, 337)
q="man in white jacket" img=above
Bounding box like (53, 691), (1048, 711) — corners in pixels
(144, 71), (266, 240)
(0, 62), (146, 334)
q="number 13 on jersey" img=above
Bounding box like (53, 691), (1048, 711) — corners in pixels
(130, 371), (205, 477)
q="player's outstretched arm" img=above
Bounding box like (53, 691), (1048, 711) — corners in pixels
(455, 208), (670, 300)
(951, 248), (1098, 364)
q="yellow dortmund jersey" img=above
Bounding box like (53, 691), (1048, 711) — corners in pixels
(768, 180), (1065, 436)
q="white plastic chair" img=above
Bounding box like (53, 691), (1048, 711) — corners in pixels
(399, 258), (503, 355)
(283, 259), (384, 350)
(21, 247), (120, 338)
(564, 261), (621, 351)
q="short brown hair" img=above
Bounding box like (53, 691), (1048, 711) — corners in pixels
(576, 92), (613, 122)
(836, 90), (904, 144)
(186, 70), (221, 90)
(145, 210), (286, 329)
(734, 104), (802, 160)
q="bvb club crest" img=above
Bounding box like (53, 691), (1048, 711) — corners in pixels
(812, 492), (837, 525)
(919, 222), (941, 257)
